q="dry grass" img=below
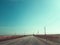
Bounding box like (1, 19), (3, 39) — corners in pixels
(0, 35), (25, 42)
(34, 34), (60, 43)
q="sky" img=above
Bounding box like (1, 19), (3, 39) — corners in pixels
(0, 0), (60, 35)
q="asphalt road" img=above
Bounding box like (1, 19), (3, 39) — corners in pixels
(0, 36), (60, 45)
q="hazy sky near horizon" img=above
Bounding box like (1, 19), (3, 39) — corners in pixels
(0, 0), (60, 35)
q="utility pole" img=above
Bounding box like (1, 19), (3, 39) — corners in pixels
(37, 30), (39, 35)
(24, 32), (25, 36)
(44, 26), (47, 45)
(44, 26), (46, 37)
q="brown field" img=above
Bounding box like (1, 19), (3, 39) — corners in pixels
(0, 34), (60, 43)
(0, 35), (26, 42)
(34, 34), (60, 43)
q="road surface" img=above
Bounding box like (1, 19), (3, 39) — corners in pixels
(0, 36), (60, 45)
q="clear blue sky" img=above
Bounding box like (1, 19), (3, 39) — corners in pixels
(0, 0), (60, 35)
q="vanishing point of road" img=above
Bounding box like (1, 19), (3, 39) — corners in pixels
(0, 36), (60, 45)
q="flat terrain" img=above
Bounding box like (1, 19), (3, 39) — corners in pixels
(34, 35), (60, 43)
(0, 36), (60, 45)
(0, 35), (25, 42)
